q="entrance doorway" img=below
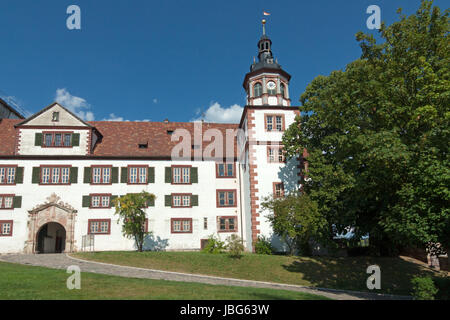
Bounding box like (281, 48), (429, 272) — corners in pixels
(36, 222), (66, 253)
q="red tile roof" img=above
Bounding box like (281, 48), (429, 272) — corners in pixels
(0, 119), (239, 159)
(89, 121), (239, 158)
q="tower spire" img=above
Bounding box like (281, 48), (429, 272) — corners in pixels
(243, 19), (291, 106)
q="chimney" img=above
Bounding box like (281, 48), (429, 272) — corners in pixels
(163, 119), (169, 124)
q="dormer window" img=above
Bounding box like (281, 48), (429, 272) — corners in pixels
(36, 132), (80, 148)
(43, 132), (73, 147)
(138, 142), (148, 149)
(52, 112), (59, 122)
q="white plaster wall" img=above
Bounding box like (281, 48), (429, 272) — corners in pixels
(0, 159), (242, 253)
(239, 162), (253, 251)
(252, 98), (263, 106)
(268, 96), (278, 105)
(238, 114), (254, 251)
(251, 108), (299, 251)
(253, 147), (300, 249)
(18, 128), (89, 156)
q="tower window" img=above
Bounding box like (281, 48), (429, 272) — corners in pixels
(265, 114), (285, 132)
(281, 83), (286, 98)
(273, 182), (285, 198)
(268, 147), (285, 163)
(254, 83), (262, 97)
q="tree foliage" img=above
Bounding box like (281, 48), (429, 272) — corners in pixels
(113, 191), (155, 252)
(261, 193), (327, 255)
(283, 1), (449, 254)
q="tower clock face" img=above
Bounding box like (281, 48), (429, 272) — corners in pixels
(267, 81), (276, 90)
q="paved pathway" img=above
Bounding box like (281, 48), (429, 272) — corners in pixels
(0, 253), (411, 300)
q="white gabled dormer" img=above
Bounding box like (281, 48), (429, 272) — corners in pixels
(14, 102), (95, 156)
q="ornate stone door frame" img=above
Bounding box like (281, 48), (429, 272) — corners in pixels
(24, 193), (77, 254)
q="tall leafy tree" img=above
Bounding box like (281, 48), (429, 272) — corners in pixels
(113, 191), (155, 252)
(283, 1), (449, 255)
(261, 193), (327, 255)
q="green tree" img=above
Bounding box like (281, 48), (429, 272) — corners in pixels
(283, 1), (449, 255)
(261, 193), (327, 255)
(113, 191), (155, 252)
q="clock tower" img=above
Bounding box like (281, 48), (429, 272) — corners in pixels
(239, 19), (301, 252)
(243, 19), (291, 107)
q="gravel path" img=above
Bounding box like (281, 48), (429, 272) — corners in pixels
(0, 253), (411, 300)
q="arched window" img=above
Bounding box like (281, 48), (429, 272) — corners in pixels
(254, 83), (262, 97)
(280, 83), (286, 98)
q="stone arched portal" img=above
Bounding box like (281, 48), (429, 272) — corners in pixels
(36, 222), (66, 253)
(24, 193), (77, 254)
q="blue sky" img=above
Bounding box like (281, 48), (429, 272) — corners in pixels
(0, 0), (447, 123)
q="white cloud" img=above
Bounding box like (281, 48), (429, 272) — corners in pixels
(102, 113), (126, 121)
(193, 102), (243, 123)
(101, 114), (153, 122)
(55, 88), (95, 121)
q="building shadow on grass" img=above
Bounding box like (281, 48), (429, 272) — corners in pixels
(282, 256), (437, 297)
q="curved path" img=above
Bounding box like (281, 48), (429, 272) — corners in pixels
(0, 253), (411, 300)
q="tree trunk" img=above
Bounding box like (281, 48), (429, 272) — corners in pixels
(298, 239), (312, 256)
(136, 237), (143, 252)
(284, 235), (295, 255)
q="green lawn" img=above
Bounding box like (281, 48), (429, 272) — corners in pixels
(72, 251), (448, 296)
(0, 261), (326, 300)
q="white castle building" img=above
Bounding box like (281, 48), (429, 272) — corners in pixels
(0, 23), (303, 254)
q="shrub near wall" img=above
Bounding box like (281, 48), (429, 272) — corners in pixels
(202, 235), (226, 254)
(255, 236), (274, 255)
